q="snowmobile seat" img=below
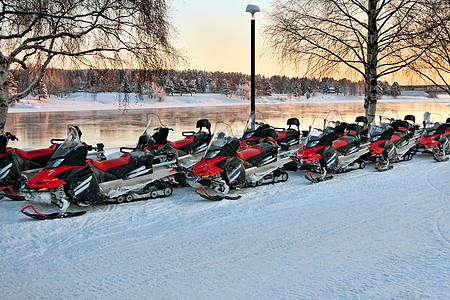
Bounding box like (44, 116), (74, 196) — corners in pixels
(318, 132), (337, 147)
(355, 116), (368, 125)
(287, 118), (300, 129)
(136, 134), (155, 150)
(333, 122), (348, 136)
(381, 128), (395, 140)
(345, 124), (360, 136)
(169, 135), (195, 149)
(404, 115), (415, 123)
(90, 153), (131, 172)
(261, 128), (277, 142)
(436, 123), (450, 135)
(446, 117), (450, 124)
(14, 144), (58, 162)
(152, 127), (171, 145)
(196, 119), (211, 134)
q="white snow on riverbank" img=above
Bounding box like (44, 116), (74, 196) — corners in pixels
(0, 154), (448, 298)
(9, 91), (450, 113)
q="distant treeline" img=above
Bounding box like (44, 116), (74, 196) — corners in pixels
(9, 68), (402, 100)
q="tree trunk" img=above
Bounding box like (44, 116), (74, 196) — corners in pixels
(364, 0), (379, 124)
(0, 57), (9, 134)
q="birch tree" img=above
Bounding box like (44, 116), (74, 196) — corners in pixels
(407, 0), (450, 94)
(265, 0), (435, 122)
(0, 0), (180, 132)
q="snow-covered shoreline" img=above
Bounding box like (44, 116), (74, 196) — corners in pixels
(9, 91), (450, 113)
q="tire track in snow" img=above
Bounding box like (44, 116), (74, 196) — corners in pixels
(425, 160), (450, 247)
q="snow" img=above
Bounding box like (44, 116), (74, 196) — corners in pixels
(0, 154), (449, 298)
(9, 91), (450, 113)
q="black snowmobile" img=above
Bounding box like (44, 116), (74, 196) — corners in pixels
(368, 114), (418, 171)
(416, 112), (450, 161)
(149, 113), (212, 169)
(21, 125), (175, 220)
(291, 113), (369, 183)
(0, 129), (105, 200)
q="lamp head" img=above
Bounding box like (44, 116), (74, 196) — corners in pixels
(246, 4), (260, 18)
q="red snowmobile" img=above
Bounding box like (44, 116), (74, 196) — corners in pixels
(291, 113), (369, 183)
(368, 114), (418, 171)
(416, 113), (450, 161)
(21, 125), (175, 220)
(0, 129), (105, 200)
(187, 113), (298, 200)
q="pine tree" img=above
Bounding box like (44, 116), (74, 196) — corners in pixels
(262, 76), (272, 96)
(37, 79), (49, 100)
(391, 82), (401, 98)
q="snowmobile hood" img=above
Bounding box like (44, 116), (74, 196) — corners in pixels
(27, 165), (81, 189)
(293, 144), (326, 160)
(190, 156), (229, 177)
(417, 134), (440, 147)
(369, 139), (387, 154)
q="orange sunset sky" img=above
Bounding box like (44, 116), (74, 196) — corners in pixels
(170, 0), (431, 85)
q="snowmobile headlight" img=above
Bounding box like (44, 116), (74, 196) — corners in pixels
(306, 140), (319, 148)
(370, 135), (381, 142)
(205, 150), (220, 160)
(47, 158), (64, 168)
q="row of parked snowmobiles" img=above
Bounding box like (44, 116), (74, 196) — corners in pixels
(1, 111), (449, 220)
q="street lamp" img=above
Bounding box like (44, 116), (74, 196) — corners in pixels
(246, 4), (260, 127)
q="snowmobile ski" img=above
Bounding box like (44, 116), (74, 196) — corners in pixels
(0, 186), (24, 201)
(21, 205), (86, 220)
(434, 153), (450, 162)
(304, 171), (333, 183)
(195, 187), (242, 201)
(375, 162), (393, 172)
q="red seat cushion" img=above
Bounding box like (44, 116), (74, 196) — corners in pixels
(237, 145), (261, 161)
(168, 135), (195, 149)
(391, 133), (401, 142)
(14, 144), (57, 161)
(332, 137), (348, 150)
(90, 153), (130, 172)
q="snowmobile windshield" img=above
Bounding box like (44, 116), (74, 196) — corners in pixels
(306, 128), (325, 148)
(369, 123), (387, 142)
(379, 110), (400, 125)
(145, 113), (166, 134)
(205, 122), (237, 159)
(323, 110), (345, 132)
(242, 111), (268, 139)
(46, 126), (83, 168)
(424, 122), (441, 136)
(423, 112), (444, 136)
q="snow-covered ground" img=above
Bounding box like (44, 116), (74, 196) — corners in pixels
(9, 91), (450, 113)
(0, 154), (449, 298)
(1, 92), (449, 298)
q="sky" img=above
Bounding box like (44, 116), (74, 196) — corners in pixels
(169, 0), (429, 85)
(170, 0), (297, 78)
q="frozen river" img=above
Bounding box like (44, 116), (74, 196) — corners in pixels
(5, 101), (449, 149)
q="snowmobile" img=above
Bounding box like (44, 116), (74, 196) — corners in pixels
(241, 112), (302, 152)
(415, 112), (450, 162)
(21, 125), (175, 220)
(291, 114), (369, 183)
(0, 129), (105, 200)
(187, 121), (291, 200)
(149, 113), (212, 169)
(368, 114), (418, 171)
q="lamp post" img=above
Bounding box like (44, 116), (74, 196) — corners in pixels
(246, 4), (260, 127)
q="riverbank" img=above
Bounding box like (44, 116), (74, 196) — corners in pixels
(9, 91), (450, 113)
